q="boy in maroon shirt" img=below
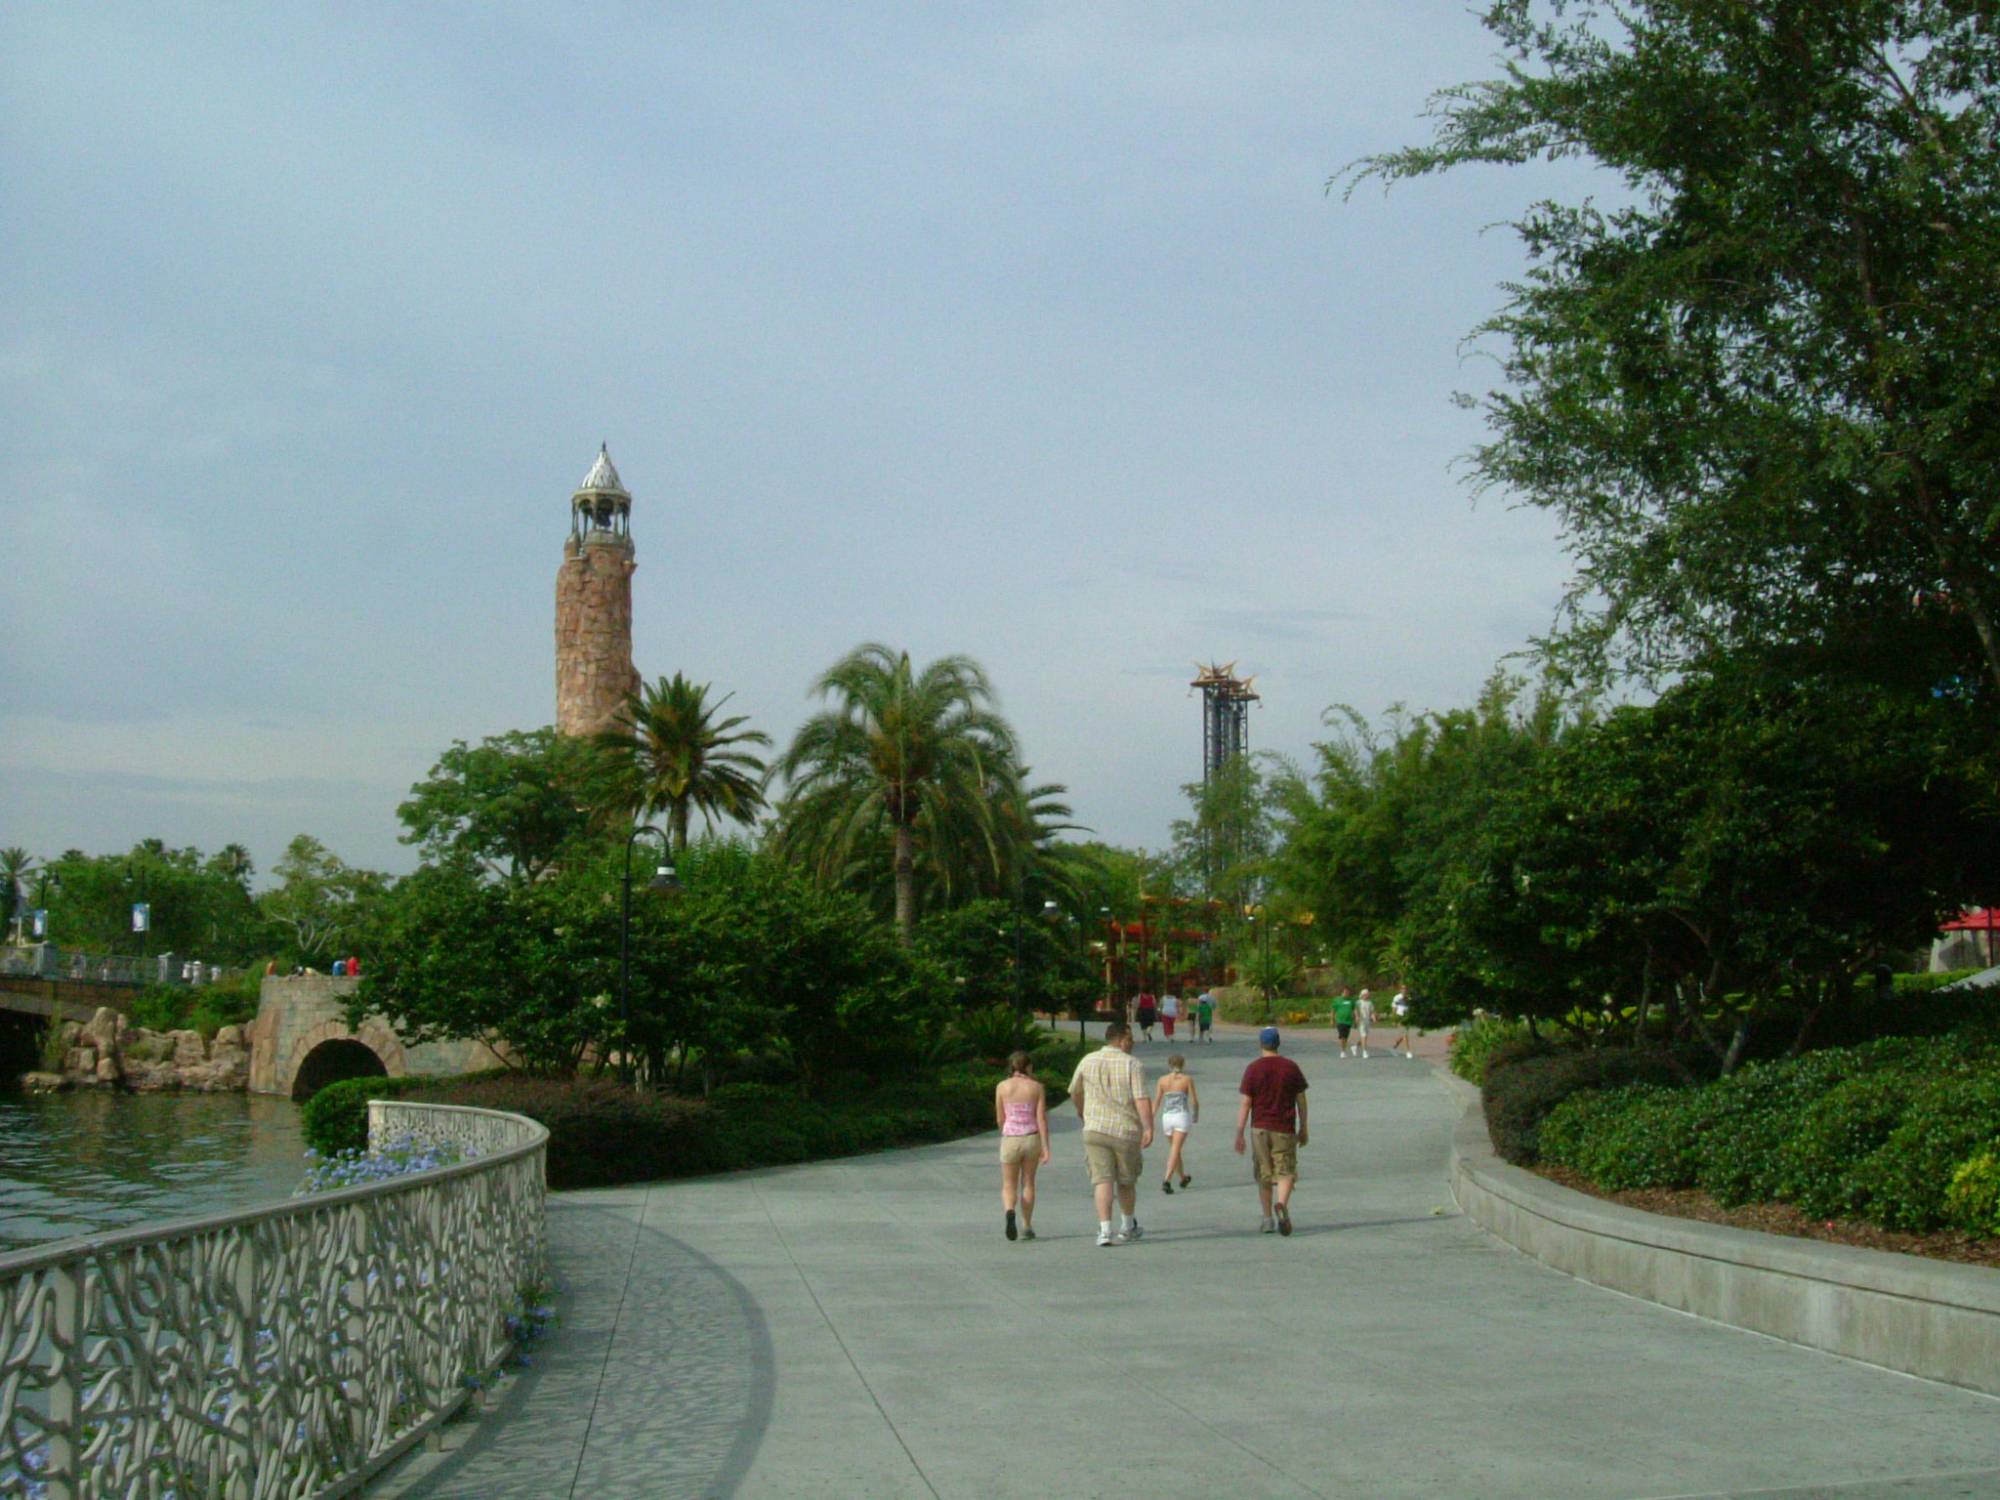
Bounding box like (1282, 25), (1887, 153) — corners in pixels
(1234, 1026), (1309, 1235)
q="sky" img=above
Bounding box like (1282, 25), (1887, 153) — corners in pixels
(0, 3), (1602, 880)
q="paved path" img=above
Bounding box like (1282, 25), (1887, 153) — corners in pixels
(393, 1029), (2000, 1499)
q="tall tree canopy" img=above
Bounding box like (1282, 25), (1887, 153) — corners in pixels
(594, 673), (771, 851)
(1351, 1), (2000, 697)
(398, 727), (600, 884)
(772, 644), (1019, 943)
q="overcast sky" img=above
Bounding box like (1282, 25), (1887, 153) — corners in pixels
(1, 3), (1601, 878)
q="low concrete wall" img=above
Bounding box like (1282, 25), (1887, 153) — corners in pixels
(1442, 1072), (2000, 1399)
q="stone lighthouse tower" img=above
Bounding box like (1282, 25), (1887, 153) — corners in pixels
(555, 445), (642, 738)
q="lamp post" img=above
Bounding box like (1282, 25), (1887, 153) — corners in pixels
(619, 824), (680, 1087)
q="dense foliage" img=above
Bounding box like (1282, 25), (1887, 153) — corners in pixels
(1350, 0), (2000, 701)
(303, 1035), (1091, 1191)
(1537, 1015), (2000, 1234)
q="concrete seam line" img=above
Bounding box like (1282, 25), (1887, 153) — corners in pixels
(748, 1175), (944, 1500)
(563, 1195), (652, 1500)
(1629, 1461), (2000, 1500)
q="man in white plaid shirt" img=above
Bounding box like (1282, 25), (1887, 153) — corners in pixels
(1068, 1021), (1155, 1247)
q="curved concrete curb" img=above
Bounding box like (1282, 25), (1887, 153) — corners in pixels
(1440, 1071), (2000, 1398)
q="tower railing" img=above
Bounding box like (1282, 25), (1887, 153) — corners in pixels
(0, 1100), (548, 1500)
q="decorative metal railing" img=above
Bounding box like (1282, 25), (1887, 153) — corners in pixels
(0, 1100), (547, 1499)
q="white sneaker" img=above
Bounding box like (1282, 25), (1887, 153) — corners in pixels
(1362, 1049), (1370, 1058)
(1259, 1218), (1276, 1234)
(1096, 1228), (1115, 1248)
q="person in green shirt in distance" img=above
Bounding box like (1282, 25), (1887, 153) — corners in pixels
(1332, 988), (1357, 1058)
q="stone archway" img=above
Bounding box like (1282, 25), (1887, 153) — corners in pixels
(290, 1038), (388, 1101)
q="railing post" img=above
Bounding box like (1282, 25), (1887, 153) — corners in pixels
(223, 1238), (256, 1500)
(43, 1262), (79, 1500)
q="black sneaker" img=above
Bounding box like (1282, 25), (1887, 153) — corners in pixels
(1180, 1174), (1191, 1189)
(1021, 1227), (1036, 1241)
(1004, 1209), (1017, 1241)
(1276, 1203), (1292, 1237)
(1161, 1180), (1173, 1194)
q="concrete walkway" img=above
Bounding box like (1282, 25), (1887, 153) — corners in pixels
(391, 1028), (2000, 1499)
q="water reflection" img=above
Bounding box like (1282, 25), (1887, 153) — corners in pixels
(0, 1091), (305, 1253)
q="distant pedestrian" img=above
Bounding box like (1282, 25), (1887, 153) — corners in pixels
(995, 1050), (1050, 1241)
(347, 955), (361, 978)
(265, 959), (278, 977)
(1068, 1021), (1154, 1247)
(1355, 989), (1376, 1058)
(332, 958), (346, 977)
(1136, 993), (1157, 1043)
(1391, 987), (1413, 1058)
(1332, 988), (1357, 1058)
(1160, 991), (1179, 1040)
(1196, 992), (1215, 1043)
(1235, 1026), (1309, 1235)
(1153, 1054), (1198, 1193)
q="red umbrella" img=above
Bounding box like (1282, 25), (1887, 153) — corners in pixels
(1940, 908), (2000, 966)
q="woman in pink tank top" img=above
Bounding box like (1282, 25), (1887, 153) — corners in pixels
(994, 1050), (1050, 1241)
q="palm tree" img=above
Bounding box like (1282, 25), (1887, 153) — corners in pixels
(596, 673), (772, 851)
(0, 847), (34, 942)
(773, 645), (1018, 945)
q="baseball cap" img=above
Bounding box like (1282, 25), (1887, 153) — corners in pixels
(1259, 1026), (1281, 1048)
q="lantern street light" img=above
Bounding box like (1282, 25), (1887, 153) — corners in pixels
(619, 824), (680, 1086)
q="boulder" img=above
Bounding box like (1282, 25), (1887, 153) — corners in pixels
(94, 1055), (121, 1085)
(84, 1007), (124, 1057)
(213, 1025), (245, 1049)
(123, 1060), (182, 1092)
(65, 1046), (97, 1075)
(169, 1029), (207, 1067)
(21, 1072), (67, 1093)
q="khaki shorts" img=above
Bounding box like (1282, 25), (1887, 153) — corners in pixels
(999, 1134), (1041, 1165)
(1251, 1129), (1298, 1187)
(1082, 1131), (1143, 1187)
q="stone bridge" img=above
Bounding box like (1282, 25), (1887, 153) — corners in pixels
(247, 974), (505, 1099)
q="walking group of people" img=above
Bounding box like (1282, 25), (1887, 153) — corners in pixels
(1130, 990), (1215, 1044)
(992, 1021), (1310, 1245)
(1332, 986), (1417, 1059)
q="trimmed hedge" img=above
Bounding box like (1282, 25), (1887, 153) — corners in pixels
(1482, 1049), (1689, 1165)
(297, 1035), (1095, 1192)
(1537, 1030), (2000, 1233)
(299, 1074), (439, 1155)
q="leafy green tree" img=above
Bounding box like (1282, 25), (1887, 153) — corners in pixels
(260, 835), (384, 966)
(772, 645), (1018, 944)
(35, 843), (273, 963)
(594, 673), (772, 852)
(1349, 1), (2000, 697)
(398, 727), (601, 883)
(362, 838), (950, 1086)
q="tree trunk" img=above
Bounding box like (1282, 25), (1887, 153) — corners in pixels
(893, 821), (916, 946)
(671, 801), (689, 854)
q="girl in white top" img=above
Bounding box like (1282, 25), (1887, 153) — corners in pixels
(1152, 1055), (1199, 1193)
(1355, 989), (1376, 1058)
(1391, 988), (1413, 1058)
(995, 1051), (1050, 1241)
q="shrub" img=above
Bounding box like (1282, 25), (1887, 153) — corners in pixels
(127, 985), (193, 1034)
(1483, 1049), (1688, 1165)
(953, 1005), (1041, 1064)
(1449, 1016), (1542, 1084)
(1541, 1084), (1703, 1191)
(1943, 1153), (2000, 1236)
(1775, 1072), (1920, 1220)
(411, 1075), (717, 1190)
(300, 1074), (436, 1155)
(1846, 1071), (2000, 1231)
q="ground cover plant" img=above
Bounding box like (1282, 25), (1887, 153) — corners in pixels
(1535, 1028), (2000, 1238)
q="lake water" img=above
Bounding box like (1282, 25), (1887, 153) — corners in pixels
(0, 1091), (306, 1255)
